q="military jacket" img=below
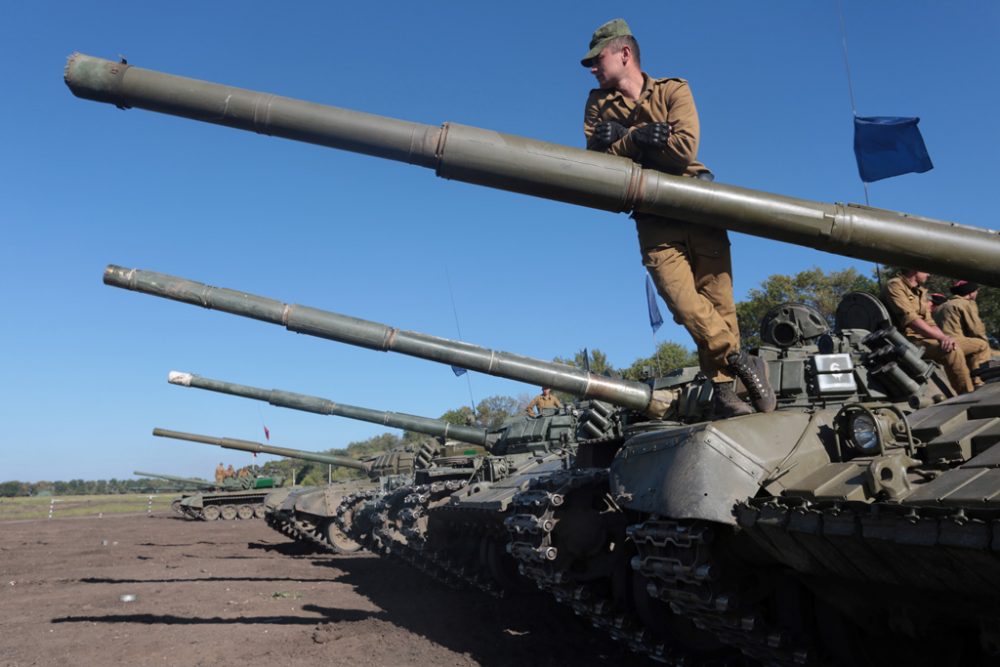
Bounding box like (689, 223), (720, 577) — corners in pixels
(882, 275), (930, 334)
(525, 393), (562, 414)
(935, 297), (988, 341)
(583, 73), (708, 176)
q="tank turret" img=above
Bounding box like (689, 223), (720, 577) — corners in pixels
(66, 53), (1000, 286)
(166, 371), (489, 446)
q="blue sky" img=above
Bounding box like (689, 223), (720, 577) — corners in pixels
(2, 2), (997, 482)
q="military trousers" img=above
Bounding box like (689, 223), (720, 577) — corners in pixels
(636, 215), (739, 382)
(909, 334), (989, 394)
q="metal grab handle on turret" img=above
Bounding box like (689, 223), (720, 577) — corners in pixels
(67, 54), (1000, 286)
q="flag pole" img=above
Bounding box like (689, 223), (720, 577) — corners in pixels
(444, 266), (477, 414)
(652, 332), (662, 376)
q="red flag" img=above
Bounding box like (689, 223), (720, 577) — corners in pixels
(263, 425), (270, 441)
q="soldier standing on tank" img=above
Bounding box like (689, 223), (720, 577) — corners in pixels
(934, 280), (992, 387)
(882, 270), (979, 394)
(525, 387), (563, 416)
(215, 462), (225, 484)
(579, 18), (775, 418)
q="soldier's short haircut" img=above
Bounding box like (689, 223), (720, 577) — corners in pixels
(606, 35), (641, 66)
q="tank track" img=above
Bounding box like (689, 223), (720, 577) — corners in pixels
(505, 468), (698, 664)
(427, 489), (520, 597)
(630, 519), (812, 666)
(735, 495), (1000, 660)
(263, 510), (334, 552)
(335, 488), (381, 547)
(337, 482), (509, 596)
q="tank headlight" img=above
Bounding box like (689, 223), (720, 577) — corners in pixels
(850, 413), (880, 452)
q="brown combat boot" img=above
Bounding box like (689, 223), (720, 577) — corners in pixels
(712, 382), (753, 418)
(726, 351), (777, 413)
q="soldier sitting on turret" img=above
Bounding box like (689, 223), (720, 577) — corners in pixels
(934, 280), (992, 388)
(525, 387), (562, 416)
(225, 464), (236, 479)
(882, 269), (980, 394)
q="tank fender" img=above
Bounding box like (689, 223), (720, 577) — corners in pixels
(182, 495), (205, 509)
(279, 488), (307, 512)
(264, 487), (293, 510)
(610, 412), (819, 524)
(294, 488), (342, 515)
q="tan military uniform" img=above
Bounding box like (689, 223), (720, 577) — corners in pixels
(882, 275), (979, 394)
(584, 75), (738, 382)
(525, 392), (563, 415)
(935, 297), (992, 383)
(214, 464), (225, 484)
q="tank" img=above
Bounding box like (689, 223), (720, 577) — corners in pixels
(64, 53), (1000, 286)
(158, 376), (492, 557)
(106, 267), (1000, 664)
(73, 55), (1000, 662)
(132, 466), (284, 520)
(161, 372), (623, 593)
(152, 427), (401, 553)
(133, 470), (219, 516)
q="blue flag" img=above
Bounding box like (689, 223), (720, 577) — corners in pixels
(645, 275), (663, 333)
(853, 116), (933, 183)
(451, 365), (467, 377)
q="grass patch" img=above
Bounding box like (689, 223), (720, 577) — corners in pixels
(0, 493), (179, 521)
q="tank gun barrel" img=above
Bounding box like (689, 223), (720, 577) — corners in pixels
(167, 370), (489, 445)
(67, 53), (1000, 285)
(152, 428), (371, 471)
(105, 265), (657, 413)
(132, 470), (216, 487)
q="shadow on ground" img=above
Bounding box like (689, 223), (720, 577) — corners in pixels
(310, 550), (657, 667)
(52, 606), (378, 626)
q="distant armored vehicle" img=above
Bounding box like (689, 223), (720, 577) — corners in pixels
(133, 467), (284, 520)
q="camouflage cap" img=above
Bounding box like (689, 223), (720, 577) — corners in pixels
(581, 18), (632, 66)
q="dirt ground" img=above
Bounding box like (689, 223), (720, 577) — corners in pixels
(0, 512), (652, 666)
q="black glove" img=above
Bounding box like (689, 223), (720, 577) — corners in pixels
(591, 120), (628, 150)
(632, 122), (672, 150)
